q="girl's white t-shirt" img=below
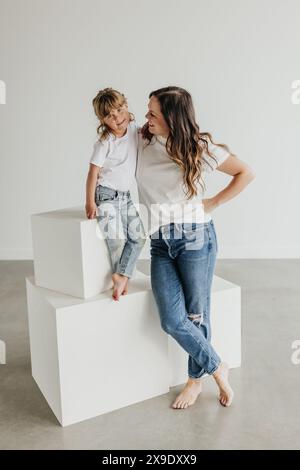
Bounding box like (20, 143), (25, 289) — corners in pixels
(136, 134), (231, 237)
(89, 120), (138, 192)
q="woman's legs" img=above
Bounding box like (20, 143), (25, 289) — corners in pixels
(150, 221), (233, 408)
(150, 223), (221, 377)
(175, 220), (217, 379)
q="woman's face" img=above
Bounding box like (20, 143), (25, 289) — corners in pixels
(145, 96), (169, 138)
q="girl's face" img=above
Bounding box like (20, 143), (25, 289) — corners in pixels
(145, 96), (169, 138)
(103, 103), (130, 137)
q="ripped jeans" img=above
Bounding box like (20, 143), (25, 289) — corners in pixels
(95, 185), (146, 278)
(150, 220), (221, 378)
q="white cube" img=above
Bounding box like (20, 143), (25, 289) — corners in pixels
(169, 275), (241, 387)
(26, 270), (170, 427)
(31, 207), (116, 298)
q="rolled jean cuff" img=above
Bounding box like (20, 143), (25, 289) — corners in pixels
(189, 359), (220, 379)
(115, 269), (132, 279)
(207, 360), (221, 376)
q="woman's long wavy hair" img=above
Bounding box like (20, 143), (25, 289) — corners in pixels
(142, 86), (234, 199)
(92, 87), (135, 141)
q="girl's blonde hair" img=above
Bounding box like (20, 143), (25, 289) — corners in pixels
(92, 87), (135, 141)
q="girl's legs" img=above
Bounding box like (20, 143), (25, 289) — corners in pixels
(117, 195), (146, 277)
(97, 187), (146, 300)
(112, 195), (146, 300)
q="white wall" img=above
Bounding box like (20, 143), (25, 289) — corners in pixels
(0, 0), (299, 259)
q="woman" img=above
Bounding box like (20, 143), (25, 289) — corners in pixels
(136, 86), (255, 409)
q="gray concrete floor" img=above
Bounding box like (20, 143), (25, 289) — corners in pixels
(0, 259), (300, 450)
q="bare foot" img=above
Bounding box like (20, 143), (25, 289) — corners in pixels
(213, 362), (234, 407)
(172, 377), (202, 409)
(121, 281), (129, 296)
(111, 273), (129, 301)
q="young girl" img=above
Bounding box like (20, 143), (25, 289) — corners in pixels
(85, 88), (146, 301)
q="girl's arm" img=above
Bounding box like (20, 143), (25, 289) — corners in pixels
(85, 163), (101, 219)
(203, 155), (255, 213)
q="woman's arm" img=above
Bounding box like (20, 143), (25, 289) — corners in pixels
(202, 155), (255, 213)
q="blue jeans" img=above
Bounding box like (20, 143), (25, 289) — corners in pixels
(95, 185), (146, 278)
(150, 220), (221, 378)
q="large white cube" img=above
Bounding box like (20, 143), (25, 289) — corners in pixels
(26, 270), (170, 427)
(31, 207), (116, 299)
(169, 275), (241, 387)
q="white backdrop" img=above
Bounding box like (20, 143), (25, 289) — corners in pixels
(0, 0), (299, 259)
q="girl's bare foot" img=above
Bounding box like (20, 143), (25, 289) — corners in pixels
(213, 362), (234, 407)
(172, 377), (202, 409)
(111, 273), (129, 301)
(121, 282), (129, 295)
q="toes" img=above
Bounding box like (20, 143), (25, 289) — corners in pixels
(219, 394), (225, 406)
(172, 398), (191, 409)
(219, 391), (233, 407)
(172, 398), (183, 409)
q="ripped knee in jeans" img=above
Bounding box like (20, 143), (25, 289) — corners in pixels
(188, 312), (203, 327)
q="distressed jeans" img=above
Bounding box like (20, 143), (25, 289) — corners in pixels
(150, 220), (221, 378)
(95, 185), (146, 278)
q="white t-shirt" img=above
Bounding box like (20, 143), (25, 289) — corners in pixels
(136, 134), (230, 237)
(89, 120), (138, 192)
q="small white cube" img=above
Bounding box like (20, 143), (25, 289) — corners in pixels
(31, 207), (115, 298)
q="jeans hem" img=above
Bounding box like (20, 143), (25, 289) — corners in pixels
(207, 361), (221, 376)
(188, 360), (220, 379)
(188, 373), (206, 379)
(115, 270), (132, 279)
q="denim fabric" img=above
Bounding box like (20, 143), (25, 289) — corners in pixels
(150, 220), (221, 378)
(95, 185), (146, 278)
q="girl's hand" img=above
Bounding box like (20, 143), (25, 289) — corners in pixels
(85, 201), (98, 219)
(202, 197), (219, 213)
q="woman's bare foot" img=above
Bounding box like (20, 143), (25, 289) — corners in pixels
(213, 362), (234, 407)
(172, 377), (202, 409)
(111, 273), (129, 301)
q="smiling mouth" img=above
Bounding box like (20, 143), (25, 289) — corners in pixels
(117, 120), (125, 126)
